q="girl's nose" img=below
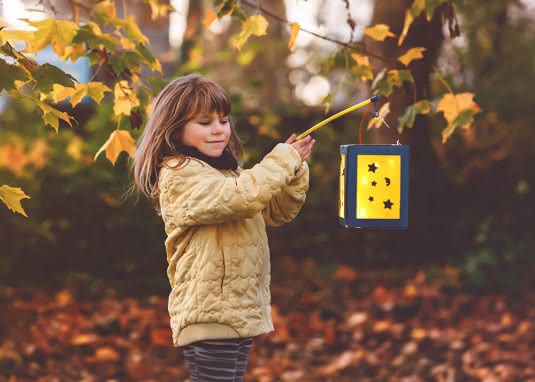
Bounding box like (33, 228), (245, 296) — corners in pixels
(213, 122), (224, 134)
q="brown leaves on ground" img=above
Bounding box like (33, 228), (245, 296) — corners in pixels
(1, 260), (535, 381)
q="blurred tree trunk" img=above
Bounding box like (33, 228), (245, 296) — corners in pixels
(364, 0), (447, 260)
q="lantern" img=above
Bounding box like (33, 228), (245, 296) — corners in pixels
(295, 95), (410, 229)
(339, 144), (409, 228)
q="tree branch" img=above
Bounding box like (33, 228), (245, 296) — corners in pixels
(239, 0), (387, 63)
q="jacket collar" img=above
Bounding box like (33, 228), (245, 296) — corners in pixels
(176, 144), (238, 171)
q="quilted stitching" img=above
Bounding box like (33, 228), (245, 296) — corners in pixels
(159, 143), (309, 346)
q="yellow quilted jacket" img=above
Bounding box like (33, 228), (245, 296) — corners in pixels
(158, 143), (309, 347)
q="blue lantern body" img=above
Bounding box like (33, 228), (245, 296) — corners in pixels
(339, 144), (410, 229)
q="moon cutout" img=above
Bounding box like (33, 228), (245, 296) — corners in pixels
(385, 177), (391, 186)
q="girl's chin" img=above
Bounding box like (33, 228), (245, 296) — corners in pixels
(200, 148), (224, 157)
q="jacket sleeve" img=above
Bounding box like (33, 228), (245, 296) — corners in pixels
(262, 160), (309, 227)
(159, 143), (302, 227)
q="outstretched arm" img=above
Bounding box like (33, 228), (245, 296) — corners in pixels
(159, 143), (302, 227)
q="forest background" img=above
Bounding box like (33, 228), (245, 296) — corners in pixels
(1, 0), (534, 380)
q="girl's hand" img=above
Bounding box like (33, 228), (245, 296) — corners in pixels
(285, 133), (315, 161)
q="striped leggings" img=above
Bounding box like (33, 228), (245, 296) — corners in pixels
(181, 337), (253, 382)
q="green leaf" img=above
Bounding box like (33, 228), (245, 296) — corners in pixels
(442, 108), (478, 143)
(398, 100), (432, 132)
(73, 22), (117, 52)
(34, 99), (75, 132)
(32, 63), (77, 93)
(0, 58), (28, 91)
(135, 43), (162, 72)
(109, 51), (144, 76)
(373, 69), (414, 97)
(113, 17), (149, 44)
(352, 64), (374, 81)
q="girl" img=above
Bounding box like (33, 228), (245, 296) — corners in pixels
(130, 73), (315, 382)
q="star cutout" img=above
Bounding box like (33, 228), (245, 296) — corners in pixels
(368, 196), (374, 202)
(371, 181), (377, 187)
(368, 163), (378, 173)
(383, 199), (393, 209)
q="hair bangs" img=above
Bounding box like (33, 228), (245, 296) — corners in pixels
(186, 82), (231, 121)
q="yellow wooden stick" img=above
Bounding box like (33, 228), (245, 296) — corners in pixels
(295, 96), (378, 140)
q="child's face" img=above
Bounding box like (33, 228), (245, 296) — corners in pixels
(179, 111), (231, 157)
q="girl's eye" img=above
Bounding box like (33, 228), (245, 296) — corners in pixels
(199, 121), (211, 125)
(221, 119), (229, 124)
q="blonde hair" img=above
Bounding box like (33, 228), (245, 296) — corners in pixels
(124, 73), (243, 213)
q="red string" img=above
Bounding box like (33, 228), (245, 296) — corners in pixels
(359, 104), (372, 144)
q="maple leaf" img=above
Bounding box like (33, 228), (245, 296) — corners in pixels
(288, 22), (300, 50)
(231, 15), (269, 51)
(113, 80), (140, 116)
(0, 58), (27, 91)
(20, 18), (79, 57)
(398, 47), (426, 66)
(51, 82), (112, 107)
(145, 0), (175, 21)
(351, 54), (374, 81)
(398, 100), (432, 132)
(364, 24), (396, 41)
(437, 92), (481, 124)
(94, 130), (136, 165)
(0, 185), (30, 217)
(34, 99), (75, 132)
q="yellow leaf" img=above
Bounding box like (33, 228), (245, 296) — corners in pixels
(34, 99), (74, 132)
(231, 15), (269, 51)
(248, 15), (269, 36)
(94, 0), (116, 19)
(351, 53), (370, 67)
(398, 47), (426, 66)
(437, 92), (480, 124)
(368, 102), (390, 129)
(61, 44), (87, 63)
(0, 29), (35, 44)
(51, 84), (77, 104)
(119, 36), (136, 50)
(94, 130), (136, 165)
(146, 0), (175, 21)
(203, 8), (218, 30)
(288, 22), (300, 50)
(53, 82), (111, 107)
(0, 185), (30, 217)
(22, 19), (79, 57)
(113, 80), (140, 116)
(364, 24), (396, 41)
(398, 10), (414, 46)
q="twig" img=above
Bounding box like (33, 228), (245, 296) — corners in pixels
(239, 0), (387, 63)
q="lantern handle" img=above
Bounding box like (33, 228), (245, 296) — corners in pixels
(296, 96), (380, 141)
